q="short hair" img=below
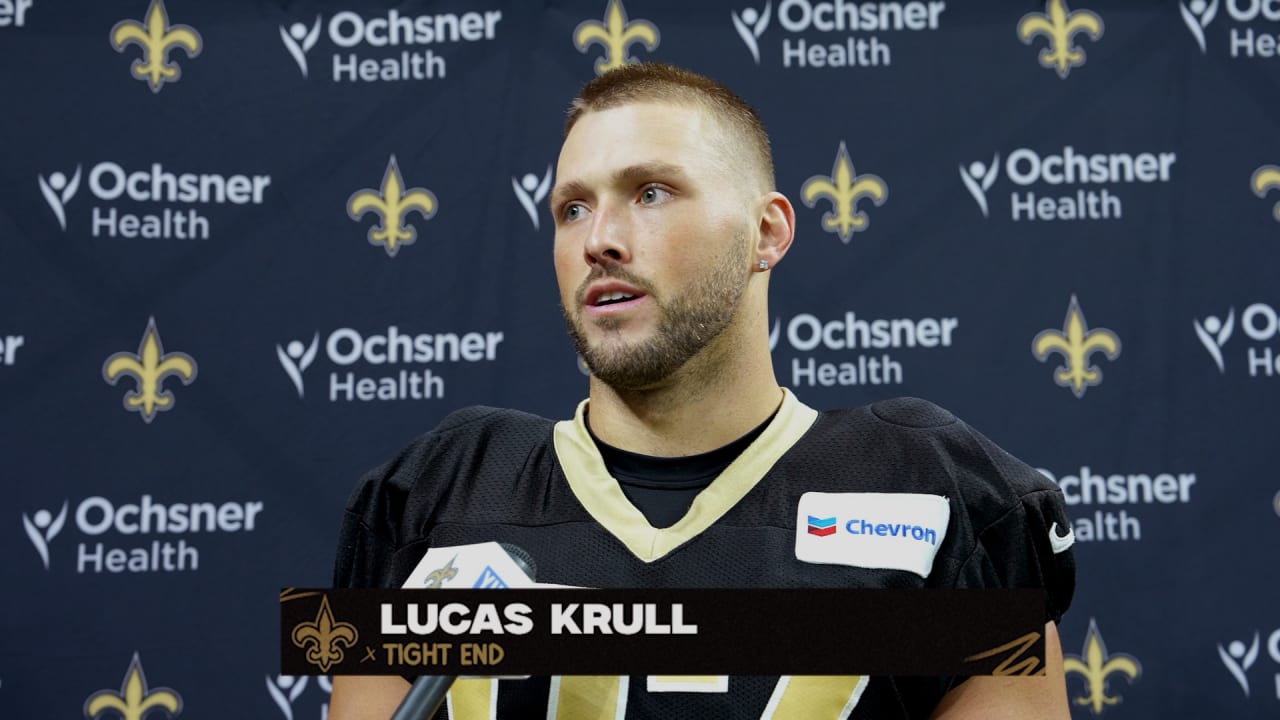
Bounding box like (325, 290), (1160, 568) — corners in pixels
(564, 63), (776, 192)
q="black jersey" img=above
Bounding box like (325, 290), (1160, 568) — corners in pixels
(335, 391), (1075, 719)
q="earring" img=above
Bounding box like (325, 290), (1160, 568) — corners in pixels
(758, 259), (769, 270)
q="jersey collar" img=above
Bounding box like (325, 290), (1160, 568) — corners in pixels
(552, 388), (819, 562)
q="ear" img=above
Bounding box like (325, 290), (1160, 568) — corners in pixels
(755, 191), (795, 271)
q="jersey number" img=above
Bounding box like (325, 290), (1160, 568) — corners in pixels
(448, 675), (868, 719)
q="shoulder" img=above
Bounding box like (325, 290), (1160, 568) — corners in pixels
(819, 396), (1059, 504)
(829, 397), (1074, 617)
(334, 406), (554, 588)
(344, 405), (554, 536)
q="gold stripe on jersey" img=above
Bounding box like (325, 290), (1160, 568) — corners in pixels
(761, 676), (869, 719)
(552, 388), (819, 562)
(446, 678), (496, 718)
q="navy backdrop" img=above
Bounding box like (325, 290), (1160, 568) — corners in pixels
(2, 0), (1278, 717)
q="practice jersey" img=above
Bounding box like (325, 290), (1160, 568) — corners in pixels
(335, 390), (1076, 719)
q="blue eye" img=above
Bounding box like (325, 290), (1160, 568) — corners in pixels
(640, 187), (671, 205)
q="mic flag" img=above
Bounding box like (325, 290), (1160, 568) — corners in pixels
(390, 542), (536, 720)
(401, 541), (538, 590)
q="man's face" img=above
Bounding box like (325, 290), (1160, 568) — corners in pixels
(552, 101), (755, 390)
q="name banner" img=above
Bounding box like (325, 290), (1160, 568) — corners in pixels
(280, 588), (1045, 676)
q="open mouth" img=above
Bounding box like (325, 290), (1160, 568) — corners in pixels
(594, 291), (639, 307)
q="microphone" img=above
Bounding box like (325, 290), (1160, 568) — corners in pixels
(389, 543), (536, 720)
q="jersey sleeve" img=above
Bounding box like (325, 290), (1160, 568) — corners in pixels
(331, 406), (509, 589)
(332, 438), (434, 589)
(954, 430), (1077, 624)
(866, 397), (1076, 623)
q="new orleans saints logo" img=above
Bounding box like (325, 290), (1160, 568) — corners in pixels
(84, 653), (183, 720)
(1017, 0), (1103, 79)
(424, 556), (460, 588)
(102, 318), (198, 423)
(1063, 618), (1141, 714)
(801, 142), (887, 244)
(1251, 164), (1280, 222)
(1032, 295), (1120, 399)
(110, 0), (203, 93)
(347, 155), (438, 258)
(291, 594), (358, 673)
(573, 0), (660, 76)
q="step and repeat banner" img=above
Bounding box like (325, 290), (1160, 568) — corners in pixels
(2, 0), (1278, 717)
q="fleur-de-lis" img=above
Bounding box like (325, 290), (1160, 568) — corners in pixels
(347, 155), (438, 257)
(1063, 618), (1141, 714)
(291, 595), (358, 674)
(424, 556), (460, 588)
(1032, 295), (1120, 399)
(1251, 164), (1280, 222)
(110, 0), (202, 93)
(1017, 0), (1103, 79)
(84, 653), (182, 720)
(801, 142), (887, 244)
(103, 318), (197, 423)
(573, 0), (660, 76)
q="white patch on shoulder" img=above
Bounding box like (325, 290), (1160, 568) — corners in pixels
(1049, 522), (1075, 554)
(795, 492), (951, 578)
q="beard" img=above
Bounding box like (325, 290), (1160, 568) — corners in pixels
(561, 236), (750, 390)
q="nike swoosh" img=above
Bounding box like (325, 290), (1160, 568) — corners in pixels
(1049, 522), (1075, 554)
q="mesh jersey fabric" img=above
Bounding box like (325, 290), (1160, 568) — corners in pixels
(334, 396), (1075, 719)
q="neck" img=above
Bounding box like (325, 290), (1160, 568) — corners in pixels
(584, 305), (781, 457)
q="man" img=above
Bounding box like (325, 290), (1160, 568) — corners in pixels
(331, 63), (1074, 719)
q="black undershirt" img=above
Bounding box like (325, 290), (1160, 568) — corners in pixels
(586, 411), (776, 528)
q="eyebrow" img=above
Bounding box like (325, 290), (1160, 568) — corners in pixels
(550, 161), (689, 211)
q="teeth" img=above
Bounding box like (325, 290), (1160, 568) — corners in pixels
(597, 291), (636, 305)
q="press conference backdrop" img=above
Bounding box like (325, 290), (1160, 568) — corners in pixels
(1, 0), (1277, 716)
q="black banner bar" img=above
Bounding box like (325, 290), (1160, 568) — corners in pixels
(280, 588), (1046, 676)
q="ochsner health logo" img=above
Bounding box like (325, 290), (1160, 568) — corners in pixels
(1179, 0), (1219, 52)
(278, 8), (503, 83)
(277, 325), (505, 403)
(22, 502), (68, 569)
(38, 166), (81, 230)
(731, 2), (772, 64)
(38, 161), (272, 239)
(958, 146), (1176, 222)
(1193, 308), (1234, 372)
(1179, 0), (1280, 58)
(277, 334), (319, 398)
(266, 674), (331, 720)
(280, 16), (322, 77)
(733, 0), (946, 69)
(1218, 627), (1280, 702)
(22, 494), (264, 574)
(1196, 303), (1280, 376)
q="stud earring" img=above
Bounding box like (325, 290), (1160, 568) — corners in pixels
(758, 259), (769, 270)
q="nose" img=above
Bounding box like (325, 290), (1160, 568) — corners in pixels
(583, 203), (631, 266)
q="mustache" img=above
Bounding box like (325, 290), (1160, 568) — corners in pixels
(574, 264), (656, 306)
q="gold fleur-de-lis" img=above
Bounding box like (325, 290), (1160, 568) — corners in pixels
(424, 556), (460, 588)
(291, 595), (358, 674)
(347, 155), (438, 258)
(573, 0), (660, 76)
(109, 0), (203, 93)
(1063, 618), (1141, 715)
(801, 141), (887, 244)
(1251, 165), (1280, 222)
(102, 318), (197, 423)
(1017, 0), (1104, 79)
(1032, 295), (1120, 399)
(84, 653), (182, 720)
